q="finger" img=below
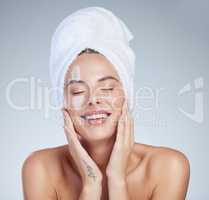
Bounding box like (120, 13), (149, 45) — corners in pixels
(115, 99), (127, 146)
(124, 99), (134, 148)
(121, 98), (127, 122)
(66, 110), (81, 142)
(124, 99), (131, 146)
(63, 112), (91, 161)
(115, 117), (122, 148)
(61, 107), (67, 126)
(63, 108), (83, 141)
(63, 109), (90, 156)
(62, 109), (80, 144)
(61, 109), (102, 179)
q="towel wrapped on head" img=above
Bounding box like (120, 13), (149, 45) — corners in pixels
(49, 6), (136, 113)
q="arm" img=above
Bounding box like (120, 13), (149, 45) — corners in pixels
(79, 183), (102, 200)
(151, 150), (190, 200)
(21, 152), (57, 200)
(63, 108), (102, 200)
(106, 99), (134, 200)
(108, 177), (132, 200)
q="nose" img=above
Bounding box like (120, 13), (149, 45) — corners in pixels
(87, 88), (102, 106)
(87, 94), (101, 106)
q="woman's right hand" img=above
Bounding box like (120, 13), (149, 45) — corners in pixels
(62, 107), (103, 188)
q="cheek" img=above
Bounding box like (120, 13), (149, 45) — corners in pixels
(111, 88), (125, 111)
(71, 96), (86, 110)
(64, 91), (89, 110)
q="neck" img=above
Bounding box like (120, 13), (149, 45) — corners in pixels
(81, 134), (116, 174)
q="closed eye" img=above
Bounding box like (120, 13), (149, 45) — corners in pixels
(101, 88), (114, 91)
(71, 91), (84, 95)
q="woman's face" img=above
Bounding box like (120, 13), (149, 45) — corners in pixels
(64, 53), (125, 142)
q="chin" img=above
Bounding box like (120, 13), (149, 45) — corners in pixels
(77, 123), (117, 142)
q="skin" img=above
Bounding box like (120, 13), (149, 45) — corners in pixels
(22, 53), (190, 200)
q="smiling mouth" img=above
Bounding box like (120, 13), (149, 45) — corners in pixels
(80, 113), (112, 125)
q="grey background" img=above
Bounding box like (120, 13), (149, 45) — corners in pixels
(0, 0), (209, 199)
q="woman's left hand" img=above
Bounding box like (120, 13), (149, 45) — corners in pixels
(106, 99), (135, 181)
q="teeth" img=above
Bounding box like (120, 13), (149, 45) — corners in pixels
(85, 113), (109, 120)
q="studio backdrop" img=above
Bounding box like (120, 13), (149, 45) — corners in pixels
(0, 0), (208, 199)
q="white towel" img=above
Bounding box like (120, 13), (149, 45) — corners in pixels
(49, 6), (136, 113)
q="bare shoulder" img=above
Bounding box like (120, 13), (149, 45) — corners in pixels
(134, 142), (190, 176)
(22, 145), (78, 199)
(134, 142), (190, 167)
(21, 145), (67, 199)
(133, 142), (190, 198)
(148, 144), (190, 177)
(23, 145), (65, 164)
(22, 144), (67, 174)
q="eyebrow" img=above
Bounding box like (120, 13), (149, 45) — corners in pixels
(65, 75), (119, 86)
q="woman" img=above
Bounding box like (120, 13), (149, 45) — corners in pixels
(22, 7), (190, 200)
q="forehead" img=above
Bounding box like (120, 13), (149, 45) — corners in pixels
(65, 53), (120, 82)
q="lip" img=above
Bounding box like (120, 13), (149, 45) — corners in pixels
(81, 109), (112, 118)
